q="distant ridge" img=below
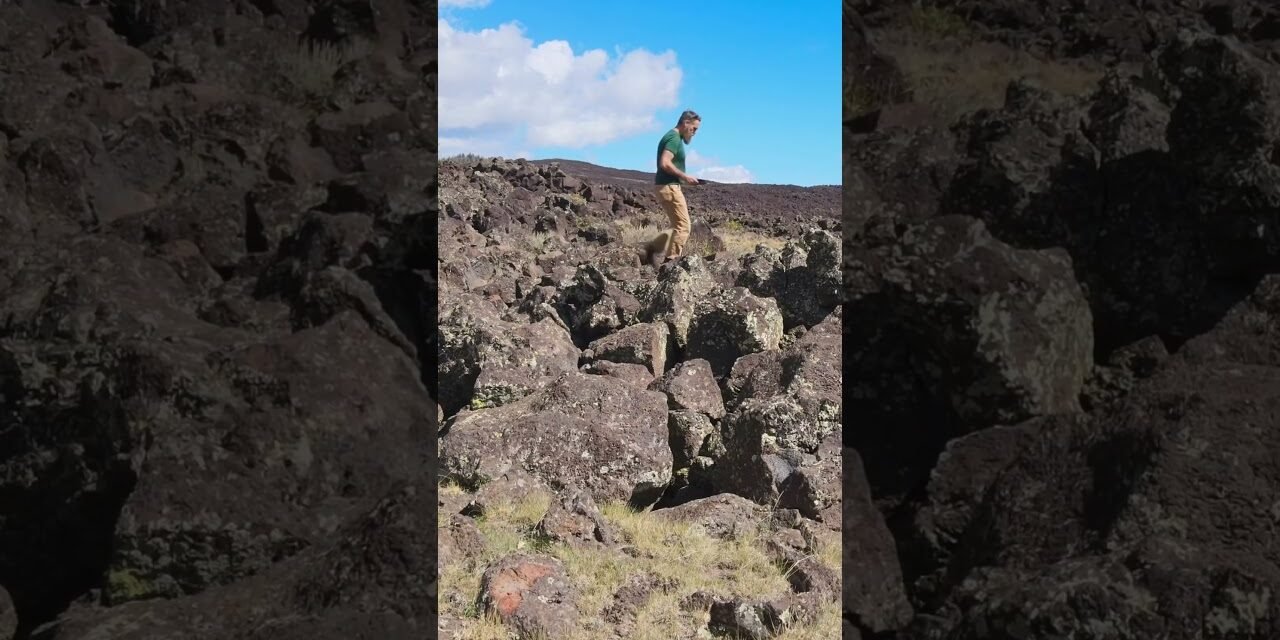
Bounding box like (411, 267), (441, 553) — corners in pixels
(528, 158), (662, 187)
(528, 158), (836, 189)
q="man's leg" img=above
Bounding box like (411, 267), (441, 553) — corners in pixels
(667, 186), (690, 259)
(644, 231), (670, 267)
(651, 185), (679, 261)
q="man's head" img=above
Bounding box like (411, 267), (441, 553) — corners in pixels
(676, 109), (701, 143)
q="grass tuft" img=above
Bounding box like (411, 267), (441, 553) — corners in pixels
(282, 39), (367, 98)
(905, 6), (972, 40)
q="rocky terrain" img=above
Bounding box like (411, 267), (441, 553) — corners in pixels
(435, 156), (844, 638)
(845, 0), (1280, 638)
(528, 158), (842, 237)
(0, 1), (433, 638)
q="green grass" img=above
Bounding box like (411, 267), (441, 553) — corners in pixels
(905, 6), (972, 40)
(438, 483), (841, 639)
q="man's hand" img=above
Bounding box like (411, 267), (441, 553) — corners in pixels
(682, 175), (700, 186)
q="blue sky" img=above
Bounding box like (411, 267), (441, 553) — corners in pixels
(439, 1), (840, 186)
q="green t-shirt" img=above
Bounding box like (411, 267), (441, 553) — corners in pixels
(654, 129), (685, 185)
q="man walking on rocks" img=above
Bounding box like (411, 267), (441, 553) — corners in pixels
(645, 110), (701, 267)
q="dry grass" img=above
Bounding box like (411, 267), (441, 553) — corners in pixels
(523, 231), (556, 253)
(854, 7), (1109, 125)
(719, 228), (787, 260)
(614, 215), (664, 247)
(449, 615), (525, 640)
(707, 214), (789, 260)
(282, 38), (369, 98)
(613, 214), (788, 263)
(887, 35), (1104, 122)
(439, 483), (840, 639)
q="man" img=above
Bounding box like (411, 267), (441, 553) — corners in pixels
(645, 110), (701, 267)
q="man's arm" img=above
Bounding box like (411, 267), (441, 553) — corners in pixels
(659, 149), (699, 185)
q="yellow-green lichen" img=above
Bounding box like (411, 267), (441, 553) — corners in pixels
(106, 569), (152, 603)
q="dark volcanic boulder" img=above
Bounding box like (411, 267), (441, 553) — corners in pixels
(765, 527), (839, 600)
(0, 236), (427, 629)
(843, 449), (914, 635)
(110, 311), (426, 598)
(535, 489), (617, 549)
(1157, 33), (1280, 276)
(1177, 274), (1280, 369)
(898, 353), (1280, 638)
(438, 293), (580, 415)
(548, 264), (644, 345)
(899, 415), (1084, 608)
(736, 229), (842, 330)
(656, 493), (767, 541)
(725, 351), (785, 411)
(652, 358), (725, 419)
(944, 546), (1280, 640)
(476, 554), (578, 640)
(310, 102), (412, 173)
(640, 257), (719, 350)
(667, 410), (717, 472)
(581, 360), (654, 389)
(707, 308), (841, 507)
(845, 124), (960, 224)
(845, 215), (1092, 507)
(778, 430), (842, 526)
(942, 79), (1101, 250)
(440, 372), (672, 504)
(773, 309), (842, 429)
(586, 322), (669, 377)
(0, 586), (11, 639)
(710, 396), (835, 506)
(939, 33), (1280, 351)
(22, 477), (437, 640)
(438, 514), (486, 573)
(288, 480), (435, 621)
(686, 287), (784, 379)
(703, 592), (825, 640)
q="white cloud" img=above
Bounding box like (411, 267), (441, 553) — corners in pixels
(696, 165), (756, 183)
(439, 18), (683, 154)
(440, 0), (491, 8)
(686, 149), (755, 183)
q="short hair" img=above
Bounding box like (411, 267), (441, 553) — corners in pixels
(678, 110), (701, 125)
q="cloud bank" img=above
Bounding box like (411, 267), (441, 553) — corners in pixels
(439, 19), (683, 156)
(687, 149), (756, 184)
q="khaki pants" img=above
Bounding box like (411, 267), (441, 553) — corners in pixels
(654, 184), (690, 258)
